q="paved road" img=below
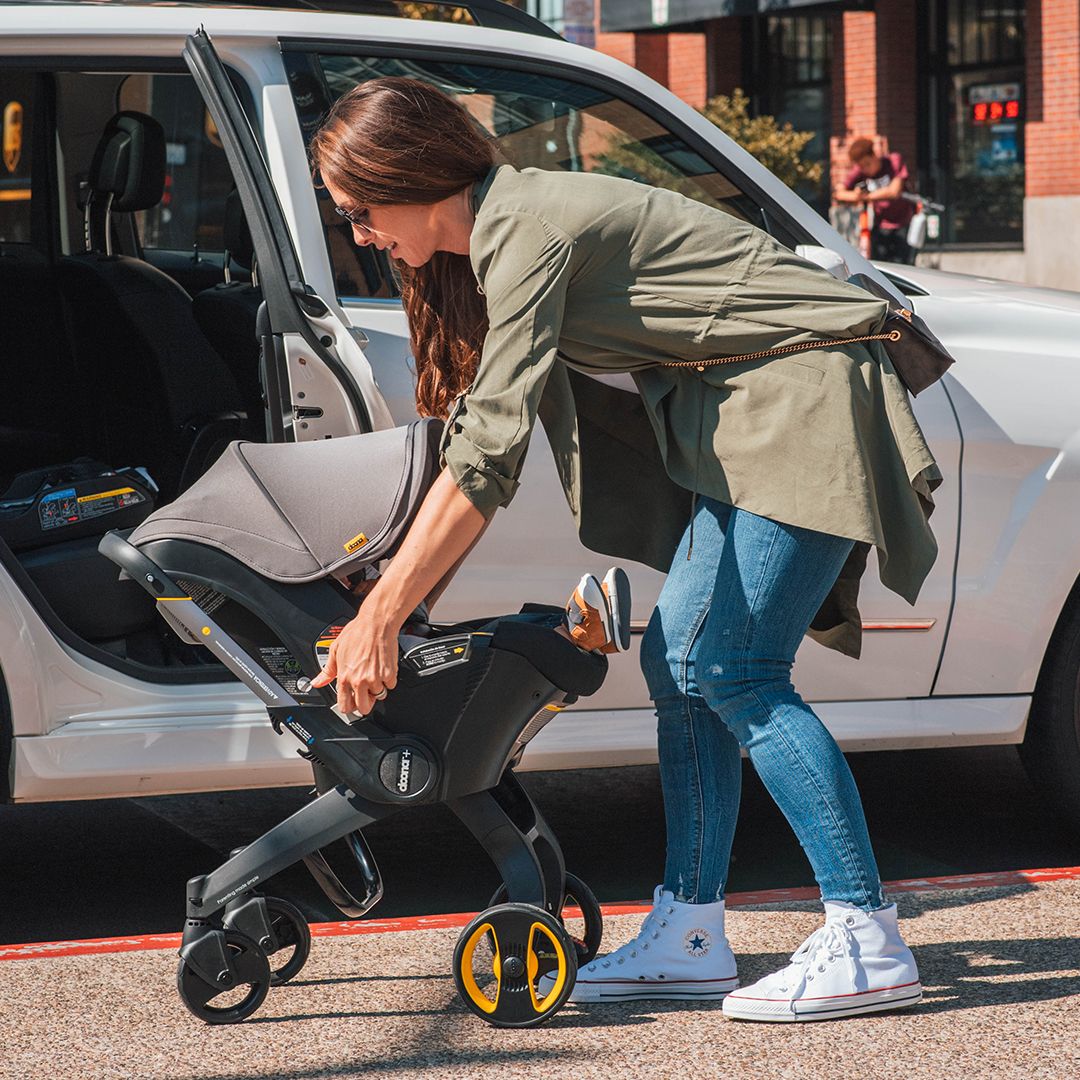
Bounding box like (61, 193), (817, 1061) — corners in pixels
(4, 880), (1080, 1080)
(2, 744), (1078, 945)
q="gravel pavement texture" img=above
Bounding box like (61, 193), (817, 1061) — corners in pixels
(2, 879), (1079, 1080)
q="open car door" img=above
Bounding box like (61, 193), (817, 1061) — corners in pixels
(183, 28), (392, 442)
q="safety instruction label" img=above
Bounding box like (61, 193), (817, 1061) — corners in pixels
(403, 634), (472, 676)
(314, 624), (347, 672)
(39, 485), (146, 531)
(257, 644), (304, 696)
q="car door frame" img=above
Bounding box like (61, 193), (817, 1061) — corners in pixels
(183, 28), (374, 442)
(280, 37), (816, 252)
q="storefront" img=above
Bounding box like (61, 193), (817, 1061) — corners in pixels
(594, 0), (1063, 282)
(922, 0), (1026, 246)
(599, 2), (868, 216)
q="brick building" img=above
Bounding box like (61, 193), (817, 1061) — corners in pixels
(589, 0), (1080, 290)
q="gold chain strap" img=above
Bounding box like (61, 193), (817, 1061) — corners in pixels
(661, 328), (902, 372)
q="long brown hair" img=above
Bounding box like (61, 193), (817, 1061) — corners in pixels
(308, 77), (495, 419)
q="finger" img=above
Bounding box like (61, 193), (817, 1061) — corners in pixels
(312, 645), (338, 687)
(337, 688), (350, 714)
(336, 674), (354, 714)
(336, 677), (371, 717)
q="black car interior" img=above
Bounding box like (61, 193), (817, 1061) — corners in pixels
(0, 69), (264, 676)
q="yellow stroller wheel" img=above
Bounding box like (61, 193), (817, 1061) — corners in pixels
(453, 903), (577, 1027)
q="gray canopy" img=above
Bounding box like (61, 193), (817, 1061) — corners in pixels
(129, 419), (441, 582)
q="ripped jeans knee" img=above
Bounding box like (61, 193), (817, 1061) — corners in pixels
(696, 653), (796, 745)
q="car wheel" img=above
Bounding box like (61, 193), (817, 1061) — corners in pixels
(1020, 587), (1080, 831)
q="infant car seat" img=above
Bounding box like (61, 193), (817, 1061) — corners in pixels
(101, 419), (609, 1029)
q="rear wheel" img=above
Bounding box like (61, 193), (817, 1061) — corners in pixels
(1020, 589), (1080, 831)
(487, 872), (602, 966)
(454, 903), (576, 1028)
(264, 897), (312, 985)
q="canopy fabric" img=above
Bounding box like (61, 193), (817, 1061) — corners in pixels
(130, 419), (441, 582)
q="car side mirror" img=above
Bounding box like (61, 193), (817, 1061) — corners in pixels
(795, 245), (849, 281)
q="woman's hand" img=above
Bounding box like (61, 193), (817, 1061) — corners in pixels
(309, 608), (399, 716)
(308, 468), (490, 714)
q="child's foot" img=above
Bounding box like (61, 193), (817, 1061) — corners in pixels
(601, 567), (631, 653)
(566, 573), (613, 653)
(566, 569), (631, 654)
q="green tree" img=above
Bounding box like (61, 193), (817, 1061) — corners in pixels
(701, 89), (822, 189)
(594, 88), (823, 215)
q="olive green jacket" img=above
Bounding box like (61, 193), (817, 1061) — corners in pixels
(440, 164), (942, 658)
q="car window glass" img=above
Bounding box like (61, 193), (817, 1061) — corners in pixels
(0, 71), (33, 244)
(117, 73), (234, 255)
(283, 51), (768, 302)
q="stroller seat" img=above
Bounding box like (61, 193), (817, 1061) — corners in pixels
(100, 420), (610, 1029)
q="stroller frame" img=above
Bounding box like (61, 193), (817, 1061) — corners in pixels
(100, 529), (605, 1028)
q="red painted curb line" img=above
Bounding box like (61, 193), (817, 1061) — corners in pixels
(3, 864), (1078, 963)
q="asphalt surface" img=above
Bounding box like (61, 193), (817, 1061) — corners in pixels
(3, 879), (1079, 1079)
(1, 745), (1079, 944)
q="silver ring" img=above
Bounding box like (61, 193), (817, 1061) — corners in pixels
(373, 688), (388, 701)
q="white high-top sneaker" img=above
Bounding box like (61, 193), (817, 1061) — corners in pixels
(722, 901), (922, 1022)
(559, 885), (739, 1002)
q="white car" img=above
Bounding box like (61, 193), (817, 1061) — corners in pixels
(1, 2), (1077, 829)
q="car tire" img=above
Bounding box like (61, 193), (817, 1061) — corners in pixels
(1020, 586), (1080, 832)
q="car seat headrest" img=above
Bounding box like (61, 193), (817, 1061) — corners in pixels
(88, 111), (166, 212)
(223, 188), (255, 271)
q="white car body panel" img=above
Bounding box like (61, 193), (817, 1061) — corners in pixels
(2, 6), (1077, 799)
(882, 267), (1080, 697)
(11, 692), (1030, 802)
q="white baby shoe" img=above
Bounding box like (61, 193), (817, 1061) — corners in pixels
(558, 885), (739, 1002)
(722, 901), (922, 1022)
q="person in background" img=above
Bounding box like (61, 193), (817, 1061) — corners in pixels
(835, 136), (915, 264)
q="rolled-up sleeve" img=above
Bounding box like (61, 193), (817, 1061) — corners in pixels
(441, 210), (575, 516)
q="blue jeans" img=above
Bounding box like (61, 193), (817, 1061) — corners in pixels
(639, 496), (885, 911)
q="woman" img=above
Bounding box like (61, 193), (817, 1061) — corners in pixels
(308, 77), (939, 1022)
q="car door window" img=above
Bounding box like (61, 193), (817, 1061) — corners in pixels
(283, 50), (770, 303)
(117, 73), (234, 259)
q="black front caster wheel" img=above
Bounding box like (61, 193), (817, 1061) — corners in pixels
(176, 930), (271, 1024)
(454, 903), (577, 1028)
(264, 897), (312, 986)
(488, 872), (603, 966)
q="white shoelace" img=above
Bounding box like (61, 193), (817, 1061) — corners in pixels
(779, 919), (859, 996)
(586, 887), (672, 972)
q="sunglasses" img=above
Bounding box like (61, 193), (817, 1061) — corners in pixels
(333, 204), (374, 237)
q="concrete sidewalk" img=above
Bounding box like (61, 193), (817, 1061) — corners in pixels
(2, 876), (1079, 1080)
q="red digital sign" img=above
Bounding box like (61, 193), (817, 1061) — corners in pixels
(972, 99), (1021, 123)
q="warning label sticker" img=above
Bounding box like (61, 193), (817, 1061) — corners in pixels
(257, 645), (304, 696)
(314, 624), (347, 672)
(403, 634), (472, 676)
(39, 485), (146, 531)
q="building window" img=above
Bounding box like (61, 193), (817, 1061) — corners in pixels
(751, 13), (833, 215)
(929, 0), (1025, 243)
(518, 0), (565, 35)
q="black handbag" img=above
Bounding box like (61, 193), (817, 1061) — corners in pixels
(661, 271), (955, 396)
(845, 272), (955, 395)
